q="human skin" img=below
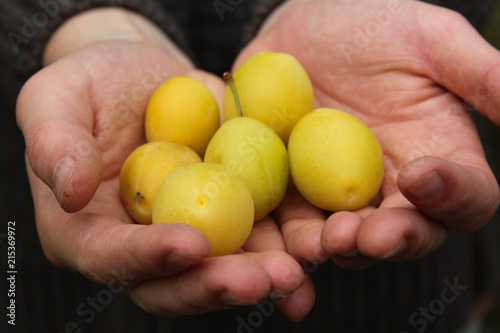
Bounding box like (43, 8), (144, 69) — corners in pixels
(238, 0), (500, 281)
(16, 8), (310, 320)
(16, 0), (500, 322)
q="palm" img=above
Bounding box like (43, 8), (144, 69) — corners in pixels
(24, 41), (202, 276)
(20, 41), (310, 319)
(238, 0), (500, 268)
(296, 13), (482, 211)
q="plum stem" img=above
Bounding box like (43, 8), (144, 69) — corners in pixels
(224, 72), (243, 118)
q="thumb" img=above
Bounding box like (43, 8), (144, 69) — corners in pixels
(398, 156), (500, 232)
(419, 3), (500, 125)
(17, 67), (103, 212)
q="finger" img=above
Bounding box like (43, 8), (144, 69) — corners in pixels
(242, 216), (287, 252)
(418, 3), (500, 125)
(244, 250), (306, 303)
(322, 210), (369, 256)
(275, 276), (316, 322)
(186, 69), (227, 113)
(130, 255), (270, 316)
(72, 222), (213, 286)
(322, 211), (379, 270)
(17, 65), (103, 212)
(398, 156), (500, 232)
(28, 164), (212, 284)
(272, 182), (329, 264)
(322, 206), (448, 268)
(129, 251), (305, 317)
(356, 207), (448, 261)
(44, 215), (212, 286)
(243, 217), (316, 320)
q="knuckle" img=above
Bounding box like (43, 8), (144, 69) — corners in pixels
(26, 121), (59, 161)
(73, 222), (111, 284)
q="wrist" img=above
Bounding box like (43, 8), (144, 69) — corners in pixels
(43, 7), (192, 67)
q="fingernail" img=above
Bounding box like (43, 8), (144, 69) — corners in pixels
(166, 250), (204, 269)
(290, 316), (306, 323)
(378, 239), (407, 259)
(339, 249), (360, 258)
(287, 271), (306, 291)
(220, 292), (257, 306)
(408, 171), (444, 201)
(301, 260), (319, 273)
(267, 289), (290, 305)
(314, 246), (329, 262)
(52, 156), (77, 204)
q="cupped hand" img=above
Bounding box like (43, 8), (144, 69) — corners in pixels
(238, 0), (500, 269)
(17, 40), (311, 320)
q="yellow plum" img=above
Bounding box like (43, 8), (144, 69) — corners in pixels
(119, 141), (201, 224)
(145, 76), (220, 158)
(205, 73), (289, 221)
(152, 163), (254, 257)
(223, 52), (314, 145)
(288, 108), (384, 212)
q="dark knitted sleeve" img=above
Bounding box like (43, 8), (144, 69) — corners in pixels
(0, 0), (188, 76)
(242, 0), (285, 45)
(0, 0), (188, 116)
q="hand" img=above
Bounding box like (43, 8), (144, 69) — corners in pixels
(17, 8), (310, 320)
(238, 0), (500, 269)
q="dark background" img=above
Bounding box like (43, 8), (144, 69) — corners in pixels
(1, 1), (500, 332)
(479, 1), (500, 331)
